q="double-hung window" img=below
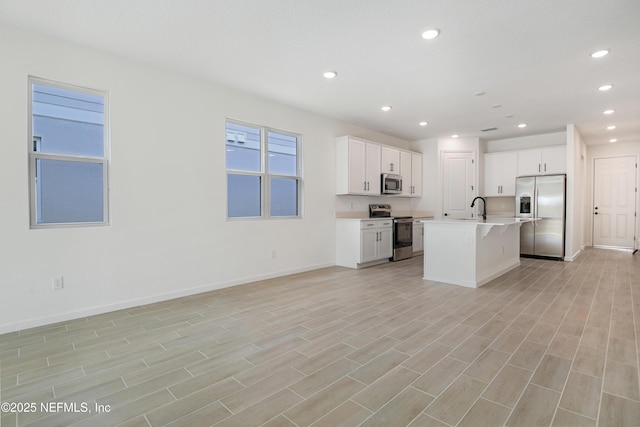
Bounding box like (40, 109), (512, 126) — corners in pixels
(226, 120), (301, 219)
(29, 78), (109, 227)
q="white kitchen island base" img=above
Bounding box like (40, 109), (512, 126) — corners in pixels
(422, 218), (526, 288)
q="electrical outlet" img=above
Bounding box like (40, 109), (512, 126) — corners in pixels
(52, 276), (64, 290)
(270, 249), (277, 259)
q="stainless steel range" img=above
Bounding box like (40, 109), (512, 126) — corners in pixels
(369, 204), (413, 262)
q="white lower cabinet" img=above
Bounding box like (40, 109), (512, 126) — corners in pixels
(336, 219), (393, 268)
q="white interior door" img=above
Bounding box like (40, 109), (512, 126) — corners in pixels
(442, 152), (475, 218)
(593, 156), (637, 249)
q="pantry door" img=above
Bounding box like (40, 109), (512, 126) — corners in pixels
(593, 156), (637, 249)
(442, 151), (475, 219)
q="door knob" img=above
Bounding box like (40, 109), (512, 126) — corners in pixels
(444, 213), (448, 216)
(594, 212), (599, 215)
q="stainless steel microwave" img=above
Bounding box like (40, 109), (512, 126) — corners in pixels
(382, 173), (402, 194)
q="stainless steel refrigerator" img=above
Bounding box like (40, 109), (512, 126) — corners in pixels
(516, 174), (566, 260)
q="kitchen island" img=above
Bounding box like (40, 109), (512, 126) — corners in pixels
(422, 217), (531, 288)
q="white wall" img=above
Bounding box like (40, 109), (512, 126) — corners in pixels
(486, 131), (566, 152)
(565, 125), (588, 261)
(586, 140), (640, 249)
(0, 24), (410, 333)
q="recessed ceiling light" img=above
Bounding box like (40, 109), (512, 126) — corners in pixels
(323, 71), (337, 79)
(421, 29), (440, 40)
(603, 109), (615, 115)
(609, 138), (618, 143)
(591, 49), (610, 58)
(607, 125), (616, 130)
(492, 104), (502, 109)
(474, 91), (486, 97)
(381, 105), (392, 112)
(518, 123), (527, 128)
(451, 134), (459, 138)
(505, 114), (514, 118)
(598, 84), (613, 91)
(419, 121), (428, 126)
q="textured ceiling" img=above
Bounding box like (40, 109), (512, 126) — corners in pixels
(1, 0), (639, 145)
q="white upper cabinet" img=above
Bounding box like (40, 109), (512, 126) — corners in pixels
(336, 136), (381, 195)
(381, 146), (400, 174)
(411, 152), (423, 197)
(336, 136), (421, 197)
(517, 146), (566, 176)
(484, 151), (517, 196)
(540, 146), (567, 174)
(400, 150), (423, 197)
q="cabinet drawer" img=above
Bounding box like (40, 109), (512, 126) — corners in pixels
(361, 221), (379, 229)
(361, 219), (393, 229)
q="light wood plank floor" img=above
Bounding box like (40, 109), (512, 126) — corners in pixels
(1, 247), (639, 426)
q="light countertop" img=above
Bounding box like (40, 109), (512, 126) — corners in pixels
(336, 210), (435, 220)
(423, 217), (536, 225)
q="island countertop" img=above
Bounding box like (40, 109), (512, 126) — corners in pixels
(423, 217), (536, 225)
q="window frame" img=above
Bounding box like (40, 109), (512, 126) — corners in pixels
(225, 119), (302, 220)
(28, 76), (110, 229)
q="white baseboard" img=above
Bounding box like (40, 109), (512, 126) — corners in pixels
(0, 262), (334, 335)
(564, 248), (582, 262)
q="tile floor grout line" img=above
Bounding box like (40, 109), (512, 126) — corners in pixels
(547, 256), (601, 426)
(594, 254), (619, 426)
(488, 256), (590, 425)
(3, 249), (640, 427)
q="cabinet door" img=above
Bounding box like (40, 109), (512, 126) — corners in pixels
(483, 153), (501, 196)
(500, 151), (518, 195)
(541, 146), (566, 174)
(381, 146), (400, 174)
(361, 228), (379, 263)
(365, 143), (381, 194)
(347, 138), (367, 194)
(400, 151), (413, 196)
(378, 227), (393, 259)
(411, 153), (422, 197)
(517, 149), (542, 176)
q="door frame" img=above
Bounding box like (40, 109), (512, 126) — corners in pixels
(591, 154), (638, 250)
(440, 150), (477, 219)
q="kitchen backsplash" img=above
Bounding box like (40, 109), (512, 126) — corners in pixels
(486, 196), (516, 216)
(335, 195), (413, 214)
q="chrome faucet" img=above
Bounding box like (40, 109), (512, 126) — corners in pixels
(471, 197), (487, 220)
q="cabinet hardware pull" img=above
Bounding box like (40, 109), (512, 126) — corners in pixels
(538, 164), (541, 172)
(544, 163), (547, 172)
